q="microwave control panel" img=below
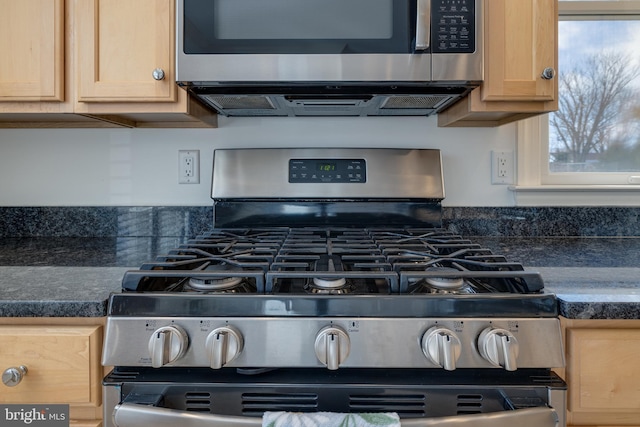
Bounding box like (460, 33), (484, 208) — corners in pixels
(289, 159), (366, 183)
(431, 0), (476, 53)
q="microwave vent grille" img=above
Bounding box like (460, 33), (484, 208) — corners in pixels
(382, 95), (451, 110)
(202, 95), (275, 110)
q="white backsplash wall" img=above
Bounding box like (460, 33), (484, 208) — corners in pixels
(0, 115), (517, 207)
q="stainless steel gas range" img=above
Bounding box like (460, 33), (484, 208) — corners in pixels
(102, 148), (566, 427)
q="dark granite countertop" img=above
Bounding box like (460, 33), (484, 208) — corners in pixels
(0, 237), (185, 317)
(475, 237), (640, 320)
(0, 236), (638, 319)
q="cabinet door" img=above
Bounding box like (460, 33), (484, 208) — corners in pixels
(0, 326), (101, 405)
(438, 0), (558, 127)
(482, 0), (557, 102)
(0, 0), (64, 101)
(76, 0), (177, 102)
(566, 327), (640, 426)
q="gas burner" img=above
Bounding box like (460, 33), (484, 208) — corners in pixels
(409, 267), (476, 294)
(186, 276), (256, 293)
(305, 277), (355, 294)
(313, 277), (347, 288)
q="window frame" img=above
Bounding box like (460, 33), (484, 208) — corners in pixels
(514, 1), (640, 205)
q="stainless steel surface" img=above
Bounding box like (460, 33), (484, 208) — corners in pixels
(112, 403), (560, 427)
(103, 383), (122, 427)
(431, 51), (483, 82)
(152, 68), (165, 81)
(2, 365), (27, 387)
(415, 0), (431, 51)
(549, 387), (567, 427)
(178, 53), (435, 83)
(212, 148), (444, 200)
(542, 67), (556, 80)
(102, 317), (565, 369)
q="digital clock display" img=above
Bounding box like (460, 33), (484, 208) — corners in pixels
(289, 158), (366, 183)
(317, 163), (336, 172)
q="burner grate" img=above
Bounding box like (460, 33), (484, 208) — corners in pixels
(122, 227), (544, 296)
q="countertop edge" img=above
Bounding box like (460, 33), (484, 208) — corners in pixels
(0, 300), (108, 318)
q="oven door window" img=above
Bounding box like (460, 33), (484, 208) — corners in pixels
(183, 0), (416, 54)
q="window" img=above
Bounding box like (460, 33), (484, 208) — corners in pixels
(543, 1), (640, 185)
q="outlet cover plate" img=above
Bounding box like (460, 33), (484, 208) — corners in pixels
(491, 150), (514, 185)
(178, 150), (200, 184)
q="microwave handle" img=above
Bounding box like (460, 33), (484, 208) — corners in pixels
(415, 0), (431, 50)
(113, 402), (559, 427)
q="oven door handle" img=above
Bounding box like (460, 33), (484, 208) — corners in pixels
(113, 402), (559, 427)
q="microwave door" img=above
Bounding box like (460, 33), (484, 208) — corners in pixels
(181, 0), (416, 55)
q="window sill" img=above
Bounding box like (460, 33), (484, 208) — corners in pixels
(509, 185), (640, 206)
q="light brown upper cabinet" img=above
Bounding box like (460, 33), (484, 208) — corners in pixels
(0, 0), (65, 102)
(439, 0), (558, 127)
(76, 0), (177, 103)
(73, 0), (216, 127)
(0, 0), (216, 128)
(0, 0), (84, 127)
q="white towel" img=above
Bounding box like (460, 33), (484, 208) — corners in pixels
(262, 411), (401, 427)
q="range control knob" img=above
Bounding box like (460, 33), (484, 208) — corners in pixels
(314, 326), (350, 370)
(205, 326), (244, 369)
(148, 325), (189, 368)
(478, 327), (519, 371)
(421, 327), (462, 371)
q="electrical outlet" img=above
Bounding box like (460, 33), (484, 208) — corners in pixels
(178, 150), (200, 184)
(491, 150), (514, 185)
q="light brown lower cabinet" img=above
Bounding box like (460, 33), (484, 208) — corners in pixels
(0, 318), (105, 426)
(561, 317), (640, 427)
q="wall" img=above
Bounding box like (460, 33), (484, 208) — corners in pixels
(0, 115), (517, 207)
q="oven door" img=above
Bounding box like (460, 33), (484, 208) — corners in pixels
(112, 404), (559, 427)
(104, 368), (565, 427)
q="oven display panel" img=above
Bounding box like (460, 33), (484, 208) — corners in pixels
(289, 159), (366, 183)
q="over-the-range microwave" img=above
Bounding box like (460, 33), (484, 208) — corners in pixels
(176, 0), (483, 117)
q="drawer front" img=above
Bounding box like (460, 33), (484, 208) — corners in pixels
(0, 326), (101, 404)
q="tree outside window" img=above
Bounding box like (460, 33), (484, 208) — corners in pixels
(549, 15), (640, 174)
